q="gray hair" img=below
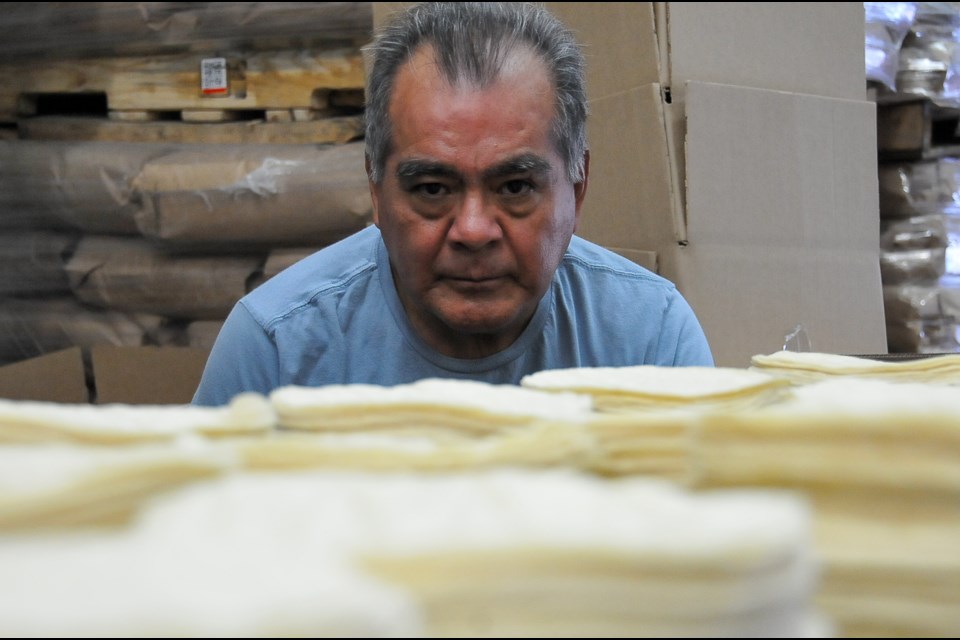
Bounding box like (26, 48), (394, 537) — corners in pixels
(364, 2), (588, 184)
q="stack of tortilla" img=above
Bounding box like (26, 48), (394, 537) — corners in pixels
(239, 422), (594, 474)
(269, 378), (595, 435)
(0, 393), (273, 530)
(0, 519), (423, 637)
(0, 441), (232, 530)
(520, 365), (790, 412)
(578, 411), (698, 483)
(8, 364), (958, 636)
(749, 350), (960, 385)
(520, 365), (789, 483)
(51, 468), (824, 638)
(695, 377), (960, 636)
(257, 379), (598, 472)
(0, 392), (275, 444)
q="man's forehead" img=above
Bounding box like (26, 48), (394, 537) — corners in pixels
(385, 43), (562, 179)
(399, 42), (550, 92)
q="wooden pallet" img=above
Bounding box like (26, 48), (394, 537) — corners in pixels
(0, 48), (365, 123)
(877, 96), (960, 161)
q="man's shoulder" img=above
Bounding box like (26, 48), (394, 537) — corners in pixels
(561, 235), (675, 290)
(242, 226), (382, 327)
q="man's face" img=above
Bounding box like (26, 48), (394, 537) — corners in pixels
(369, 46), (588, 358)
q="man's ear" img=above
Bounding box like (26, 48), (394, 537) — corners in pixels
(573, 150), (590, 231)
(366, 154), (381, 227)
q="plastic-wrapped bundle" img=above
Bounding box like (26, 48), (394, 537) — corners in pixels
(0, 2), (373, 61)
(0, 140), (371, 245)
(880, 213), (952, 250)
(132, 141), (372, 249)
(898, 2), (960, 104)
(942, 212), (960, 276)
(0, 297), (165, 365)
(866, 2), (918, 91)
(884, 279), (960, 319)
(883, 278), (960, 352)
(0, 232), (78, 296)
(878, 158), (960, 217)
(887, 315), (960, 352)
(0, 140), (173, 234)
(65, 236), (263, 320)
(137, 318), (226, 350)
(881, 247), (948, 284)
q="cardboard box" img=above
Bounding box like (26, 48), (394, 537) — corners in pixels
(0, 346), (210, 405)
(669, 81), (886, 365)
(370, 3), (887, 366)
(90, 346), (210, 405)
(549, 2), (869, 237)
(546, 3), (887, 366)
(0, 347), (90, 403)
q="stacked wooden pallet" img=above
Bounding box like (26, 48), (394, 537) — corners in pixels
(2, 50), (366, 143)
(877, 97), (960, 354)
(0, 2), (373, 365)
(873, 3), (960, 355)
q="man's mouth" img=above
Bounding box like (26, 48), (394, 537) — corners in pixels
(449, 275), (502, 282)
(442, 274), (508, 289)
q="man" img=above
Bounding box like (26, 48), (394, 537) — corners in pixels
(193, 2), (712, 406)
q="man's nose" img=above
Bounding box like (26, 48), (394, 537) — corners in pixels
(447, 190), (503, 249)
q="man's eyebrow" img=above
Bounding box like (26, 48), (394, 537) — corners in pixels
(483, 154), (553, 180)
(396, 160), (460, 180)
(394, 154), (553, 181)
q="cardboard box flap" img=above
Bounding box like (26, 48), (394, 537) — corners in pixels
(683, 81), (880, 251)
(91, 346), (210, 405)
(0, 347), (89, 403)
(548, 3), (866, 104)
(662, 244), (887, 368)
(582, 83), (679, 250)
(664, 3), (866, 105)
(546, 2), (660, 101)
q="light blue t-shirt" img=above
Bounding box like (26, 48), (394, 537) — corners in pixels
(193, 226), (713, 405)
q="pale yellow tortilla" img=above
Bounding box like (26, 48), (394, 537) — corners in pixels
(0, 392), (275, 444)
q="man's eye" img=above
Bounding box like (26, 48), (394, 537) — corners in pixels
(412, 182), (450, 197)
(500, 179), (534, 196)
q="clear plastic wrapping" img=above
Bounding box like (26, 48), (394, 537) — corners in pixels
(883, 278), (960, 352)
(65, 236), (263, 320)
(0, 3), (372, 61)
(878, 158), (960, 217)
(0, 297), (165, 365)
(0, 4), (375, 366)
(897, 2), (960, 104)
(880, 247), (948, 284)
(0, 137), (372, 363)
(866, 2), (918, 91)
(0, 232), (78, 296)
(883, 279), (960, 319)
(133, 141), (371, 249)
(0, 141), (173, 234)
(878, 202), (960, 352)
(0, 140), (371, 247)
(880, 213), (950, 250)
(878, 211), (960, 285)
(886, 315), (960, 351)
